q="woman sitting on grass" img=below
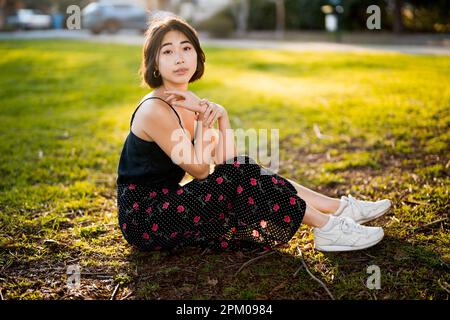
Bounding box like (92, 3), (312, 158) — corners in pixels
(116, 14), (392, 253)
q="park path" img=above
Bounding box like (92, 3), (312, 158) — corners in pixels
(1, 29), (449, 56)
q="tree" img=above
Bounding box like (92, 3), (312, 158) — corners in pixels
(390, 0), (404, 33)
(274, 0), (285, 38)
(235, 0), (250, 36)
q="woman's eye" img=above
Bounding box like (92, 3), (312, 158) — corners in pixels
(163, 48), (190, 54)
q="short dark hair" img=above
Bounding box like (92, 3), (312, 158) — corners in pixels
(139, 15), (206, 88)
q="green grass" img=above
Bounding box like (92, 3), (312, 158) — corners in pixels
(0, 39), (449, 300)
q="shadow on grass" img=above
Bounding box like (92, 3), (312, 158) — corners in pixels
(122, 231), (449, 300)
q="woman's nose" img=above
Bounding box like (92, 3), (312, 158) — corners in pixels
(175, 51), (185, 63)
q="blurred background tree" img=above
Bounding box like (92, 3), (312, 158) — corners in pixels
(243, 0), (449, 33)
(1, 0), (449, 33)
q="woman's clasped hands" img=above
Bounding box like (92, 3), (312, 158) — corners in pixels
(164, 89), (226, 128)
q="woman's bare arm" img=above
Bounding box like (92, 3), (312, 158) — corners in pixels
(214, 109), (237, 164)
(141, 100), (211, 180)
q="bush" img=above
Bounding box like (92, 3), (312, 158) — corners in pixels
(194, 7), (236, 38)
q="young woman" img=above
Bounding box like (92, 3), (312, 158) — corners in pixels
(116, 15), (392, 253)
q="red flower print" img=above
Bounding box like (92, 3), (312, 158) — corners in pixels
(205, 193), (211, 202)
(231, 227), (237, 233)
(142, 232), (150, 240)
(250, 178), (257, 186)
(162, 188), (169, 194)
(236, 185), (243, 194)
(233, 161), (240, 167)
(284, 215), (291, 223)
(219, 213), (225, 220)
(248, 197), (255, 205)
(162, 202), (169, 209)
(218, 194), (224, 201)
(170, 231), (178, 238)
(177, 205), (185, 213)
(279, 179), (286, 185)
(290, 197), (296, 205)
(122, 223), (127, 230)
(149, 191), (157, 198)
(177, 188), (184, 195)
(146, 207), (153, 214)
(221, 241), (228, 248)
(227, 202), (232, 209)
(129, 184), (136, 190)
(272, 177), (278, 184)
(216, 176), (223, 184)
(252, 230), (259, 238)
(193, 216), (201, 224)
(260, 220), (267, 228)
(151, 223), (158, 232)
(263, 245), (271, 251)
(273, 203), (280, 212)
(133, 202), (139, 210)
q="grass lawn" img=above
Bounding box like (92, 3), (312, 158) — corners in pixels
(0, 39), (449, 300)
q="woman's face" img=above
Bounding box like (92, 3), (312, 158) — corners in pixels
(156, 30), (197, 86)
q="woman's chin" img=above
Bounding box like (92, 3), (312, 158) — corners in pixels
(169, 77), (190, 85)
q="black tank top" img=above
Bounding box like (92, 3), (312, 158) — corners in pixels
(116, 96), (194, 187)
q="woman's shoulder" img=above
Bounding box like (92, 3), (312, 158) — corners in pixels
(137, 93), (172, 114)
(131, 95), (176, 142)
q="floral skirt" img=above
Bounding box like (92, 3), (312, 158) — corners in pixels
(117, 155), (306, 253)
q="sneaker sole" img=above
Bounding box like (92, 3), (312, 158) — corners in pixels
(357, 204), (392, 224)
(314, 232), (384, 252)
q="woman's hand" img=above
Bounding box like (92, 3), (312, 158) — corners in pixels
(164, 89), (204, 113)
(198, 99), (226, 128)
(164, 89), (226, 128)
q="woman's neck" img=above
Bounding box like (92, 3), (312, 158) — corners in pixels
(152, 84), (186, 99)
(161, 82), (188, 92)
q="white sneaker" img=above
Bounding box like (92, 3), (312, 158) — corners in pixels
(333, 194), (392, 224)
(314, 216), (384, 252)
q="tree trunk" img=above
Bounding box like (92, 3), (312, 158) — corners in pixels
(392, 0), (404, 33)
(275, 0), (285, 39)
(0, 0), (5, 30)
(236, 0), (249, 36)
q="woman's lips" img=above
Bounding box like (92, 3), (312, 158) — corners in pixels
(174, 68), (188, 75)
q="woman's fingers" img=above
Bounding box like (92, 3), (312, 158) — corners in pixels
(165, 94), (177, 103)
(208, 108), (220, 127)
(201, 105), (213, 126)
(203, 106), (213, 123)
(165, 90), (190, 102)
(206, 108), (218, 127)
(172, 101), (187, 109)
(212, 110), (220, 126)
(164, 90), (185, 98)
(211, 110), (220, 127)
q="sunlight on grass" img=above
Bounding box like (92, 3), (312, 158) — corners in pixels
(0, 39), (448, 299)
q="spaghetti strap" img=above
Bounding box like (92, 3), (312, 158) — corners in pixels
(130, 96), (185, 131)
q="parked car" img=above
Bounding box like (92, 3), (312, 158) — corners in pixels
(6, 9), (52, 30)
(82, 2), (149, 34)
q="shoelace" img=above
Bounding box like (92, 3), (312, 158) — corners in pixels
(347, 194), (368, 217)
(339, 217), (364, 234)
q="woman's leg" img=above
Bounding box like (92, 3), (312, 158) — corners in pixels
(286, 178), (341, 214)
(301, 202), (330, 228)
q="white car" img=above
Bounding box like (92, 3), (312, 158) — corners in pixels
(7, 9), (52, 30)
(82, 2), (149, 34)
